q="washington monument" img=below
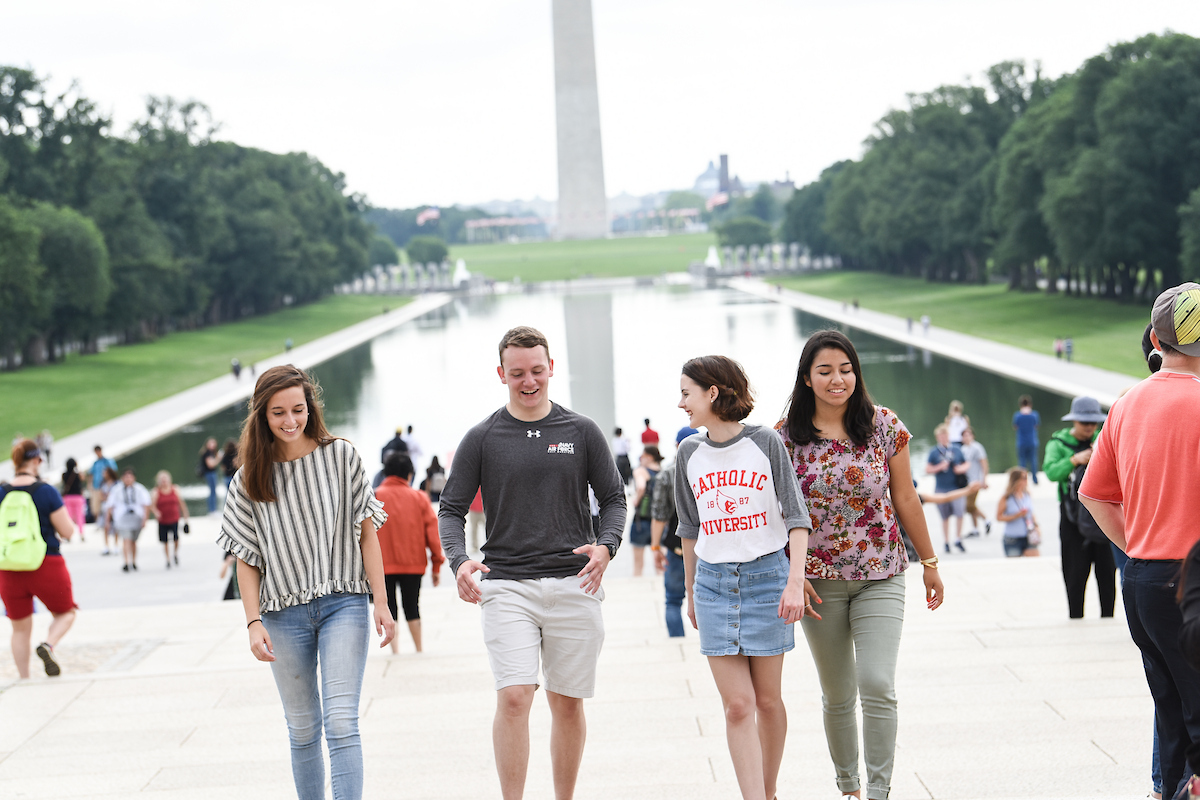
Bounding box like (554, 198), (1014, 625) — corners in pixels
(552, 0), (608, 239)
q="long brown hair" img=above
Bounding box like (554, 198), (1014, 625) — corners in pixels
(999, 467), (1028, 505)
(239, 365), (334, 503)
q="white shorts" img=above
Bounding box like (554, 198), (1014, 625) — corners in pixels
(479, 577), (605, 698)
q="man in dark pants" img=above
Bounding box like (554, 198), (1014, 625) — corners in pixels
(1043, 397), (1114, 618)
(1082, 282), (1200, 798)
(649, 425), (698, 638)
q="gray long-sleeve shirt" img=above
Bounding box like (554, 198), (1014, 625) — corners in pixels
(438, 403), (626, 579)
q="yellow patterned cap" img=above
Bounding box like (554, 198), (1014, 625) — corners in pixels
(1152, 283), (1200, 357)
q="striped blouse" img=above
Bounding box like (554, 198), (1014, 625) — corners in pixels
(216, 438), (387, 614)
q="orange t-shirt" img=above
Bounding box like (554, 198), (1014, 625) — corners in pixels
(1080, 371), (1200, 560)
(374, 475), (445, 575)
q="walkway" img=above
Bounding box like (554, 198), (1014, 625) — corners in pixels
(733, 278), (1140, 406)
(0, 513), (1149, 799)
(0, 294), (452, 480)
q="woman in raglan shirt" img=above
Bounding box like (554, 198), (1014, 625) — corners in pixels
(673, 355), (813, 800)
(778, 329), (944, 800)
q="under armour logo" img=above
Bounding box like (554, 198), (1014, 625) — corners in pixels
(527, 430), (541, 438)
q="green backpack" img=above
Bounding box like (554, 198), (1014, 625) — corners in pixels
(0, 483), (48, 572)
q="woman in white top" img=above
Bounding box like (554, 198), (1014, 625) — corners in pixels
(217, 365), (395, 800)
(674, 355), (814, 800)
(944, 400), (969, 444)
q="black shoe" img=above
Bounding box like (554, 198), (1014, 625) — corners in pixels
(944, 544), (951, 554)
(985, 521), (992, 535)
(122, 564), (129, 572)
(36, 642), (61, 677)
(955, 540), (966, 553)
(174, 555), (179, 566)
(131, 563), (137, 571)
(166, 561), (171, 569)
(966, 530), (980, 538)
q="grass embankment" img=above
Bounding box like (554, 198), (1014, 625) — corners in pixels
(450, 232), (715, 282)
(0, 294), (405, 448)
(777, 272), (1150, 378)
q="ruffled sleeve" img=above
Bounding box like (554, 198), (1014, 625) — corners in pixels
(878, 407), (911, 459)
(215, 471), (263, 568)
(345, 440), (387, 537)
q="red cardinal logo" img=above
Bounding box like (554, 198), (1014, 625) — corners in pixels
(715, 489), (739, 515)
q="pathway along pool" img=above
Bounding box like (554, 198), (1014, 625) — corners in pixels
(122, 283), (1080, 513)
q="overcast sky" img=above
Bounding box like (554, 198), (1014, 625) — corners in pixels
(4, 1), (1198, 210)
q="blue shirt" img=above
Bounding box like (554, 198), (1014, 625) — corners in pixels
(91, 456), (117, 489)
(1012, 411), (1040, 447)
(927, 444), (964, 493)
(0, 482), (65, 557)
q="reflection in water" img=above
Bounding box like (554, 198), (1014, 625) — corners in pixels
(563, 294), (616, 439)
(123, 285), (1075, 500)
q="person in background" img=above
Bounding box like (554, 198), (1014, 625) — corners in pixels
(105, 468), (151, 572)
(36, 429), (53, 468)
(99, 466), (119, 556)
(373, 451), (444, 654)
(401, 425), (423, 464)
(218, 364), (394, 800)
(198, 438), (220, 514)
(380, 427), (409, 463)
(60, 458), (87, 543)
(926, 424), (969, 553)
(641, 418), (659, 446)
(1012, 395), (1041, 484)
(1081, 282), (1200, 798)
(612, 427), (633, 485)
(220, 438), (239, 489)
(944, 400), (969, 445)
(151, 470), (189, 569)
(89, 445), (117, 532)
(422, 456), (446, 504)
(0, 440), (78, 678)
(959, 427), (990, 537)
(996, 467), (1040, 557)
(628, 446), (662, 578)
(650, 425), (698, 638)
(1044, 396), (1113, 619)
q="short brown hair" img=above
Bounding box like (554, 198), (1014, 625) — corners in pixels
(681, 355), (754, 422)
(11, 438), (39, 471)
(498, 326), (550, 364)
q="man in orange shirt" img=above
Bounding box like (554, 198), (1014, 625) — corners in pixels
(374, 452), (444, 654)
(1081, 282), (1200, 798)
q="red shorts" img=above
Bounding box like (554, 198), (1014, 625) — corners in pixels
(0, 555), (78, 619)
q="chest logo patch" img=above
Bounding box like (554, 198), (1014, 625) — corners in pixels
(527, 430), (541, 438)
(547, 442), (575, 454)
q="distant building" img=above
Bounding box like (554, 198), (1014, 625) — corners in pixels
(693, 161), (721, 198)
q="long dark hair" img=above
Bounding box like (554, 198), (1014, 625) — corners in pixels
(782, 329), (876, 447)
(239, 365), (334, 503)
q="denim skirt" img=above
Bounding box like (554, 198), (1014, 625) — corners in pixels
(694, 548), (794, 657)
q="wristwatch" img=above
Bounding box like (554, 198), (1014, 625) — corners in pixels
(604, 543), (618, 560)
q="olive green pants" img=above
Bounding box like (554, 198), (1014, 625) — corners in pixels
(801, 572), (906, 800)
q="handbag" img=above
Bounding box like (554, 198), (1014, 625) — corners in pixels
(954, 471), (969, 489)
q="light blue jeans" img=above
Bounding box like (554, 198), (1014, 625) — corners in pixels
(262, 593), (369, 800)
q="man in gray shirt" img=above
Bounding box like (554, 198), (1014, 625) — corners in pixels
(438, 325), (625, 800)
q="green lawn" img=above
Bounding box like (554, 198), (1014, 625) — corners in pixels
(776, 272), (1151, 378)
(0, 294), (405, 448)
(450, 232), (715, 282)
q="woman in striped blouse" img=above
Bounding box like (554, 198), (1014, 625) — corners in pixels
(217, 366), (395, 800)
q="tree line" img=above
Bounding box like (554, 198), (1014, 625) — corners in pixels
(779, 32), (1200, 301)
(0, 67), (373, 368)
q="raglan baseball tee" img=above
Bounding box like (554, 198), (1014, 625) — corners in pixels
(674, 425), (811, 564)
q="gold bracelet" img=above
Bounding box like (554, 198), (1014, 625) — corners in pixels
(919, 556), (939, 569)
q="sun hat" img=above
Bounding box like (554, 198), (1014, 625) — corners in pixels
(1061, 396), (1107, 423)
(675, 426), (699, 444)
(1151, 282), (1200, 357)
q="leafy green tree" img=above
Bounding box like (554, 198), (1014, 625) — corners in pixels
(748, 184), (781, 224)
(368, 234), (399, 266)
(1181, 187), (1200, 282)
(716, 217), (772, 248)
(664, 191), (705, 211)
(780, 161), (849, 255)
(0, 198), (47, 365)
(26, 202), (111, 358)
(407, 235), (448, 265)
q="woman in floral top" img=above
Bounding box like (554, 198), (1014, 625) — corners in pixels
(778, 329), (943, 800)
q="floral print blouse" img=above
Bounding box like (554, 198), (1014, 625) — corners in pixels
(777, 407), (911, 581)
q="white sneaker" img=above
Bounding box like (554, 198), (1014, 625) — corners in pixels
(100, 548), (110, 556)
